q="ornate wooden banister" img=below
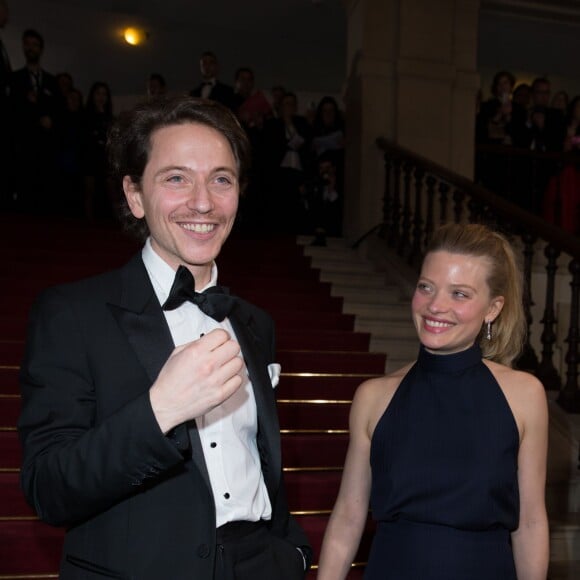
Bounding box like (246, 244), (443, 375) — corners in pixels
(368, 137), (580, 414)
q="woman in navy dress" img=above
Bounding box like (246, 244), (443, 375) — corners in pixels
(317, 224), (549, 579)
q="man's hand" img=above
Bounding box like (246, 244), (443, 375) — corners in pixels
(149, 329), (244, 434)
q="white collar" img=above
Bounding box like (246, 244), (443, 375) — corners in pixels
(141, 237), (218, 305)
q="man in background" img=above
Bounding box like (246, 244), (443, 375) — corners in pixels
(10, 28), (58, 211)
(0, 0), (12, 208)
(190, 51), (234, 109)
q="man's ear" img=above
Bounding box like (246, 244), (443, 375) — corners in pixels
(123, 176), (145, 219)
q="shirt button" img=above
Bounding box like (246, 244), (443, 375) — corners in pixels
(224, 493), (230, 499)
(210, 442), (217, 448)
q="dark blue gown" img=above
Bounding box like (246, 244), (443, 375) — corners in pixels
(365, 344), (519, 579)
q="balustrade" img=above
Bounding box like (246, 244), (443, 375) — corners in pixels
(371, 138), (580, 415)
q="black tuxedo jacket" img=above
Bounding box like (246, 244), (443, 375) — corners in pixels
(190, 81), (235, 110)
(18, 253), (309, 579)
(10, 67), (58, 120)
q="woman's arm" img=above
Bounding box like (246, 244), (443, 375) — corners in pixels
(510, 373), (549, 580)
(316, 381), (373, 579)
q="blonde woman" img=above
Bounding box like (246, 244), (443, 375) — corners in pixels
(318, 224), (548, 580)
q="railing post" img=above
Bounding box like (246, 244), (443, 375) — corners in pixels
(537, 244), (562, 390)
(467, 198), (483, 224)
(379, 152), (393, 241)
(398, 161), (413, 256)
(438, 182), (449, 226)
(558, 258), (580, 411)
(389, 155), (402, 248)
(409, 168), (425, 267)
(452, 190), (465, 224)
(516, 234), (539, 372)
(424, 175), (436, 248)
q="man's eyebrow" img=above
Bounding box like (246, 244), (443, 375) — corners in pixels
(154, 165), (189, 177)
(154, 165), (238, 177)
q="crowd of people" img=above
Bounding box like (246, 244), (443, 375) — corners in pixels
(475, 71), (580, 233)
(476, 71), (580, 153)
(187, 51), (345, 240)
(0, 25), (117, 220)
(0, 12), (344, 239)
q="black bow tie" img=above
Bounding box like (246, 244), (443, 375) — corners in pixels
(162, 266), (236, 322)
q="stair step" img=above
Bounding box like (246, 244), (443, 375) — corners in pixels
(0, 396), (20, 426)
(549, 513), (580, 562)
(277, 329), (370, 352)
(281, 433), (349, 468)
(227, 277), (333, 294)
(548, 560), (580, 579)
(344, 303), (412, 320)
(369, 337), (418, 359)
(331, 285), (402, 303)
(0, 341), (25, 365)
(0, 431), (21, 469)
(319, 270), (388, 288)
(0, 520), (63, 575)
(546, 477), (580, 514)
(0, 472), (34, 518)
(271, 311), (355, 331)
(355, 320), (417, 339)
(285, 470), (342, 512)
(308, 257), (374, 274)
(222, 291), (346, 313)
(278, 375), (372, 400)
(278, 401), (350, 431)
(0, 368), (19, 394)
(278, 350), (386, 374)
(297, 235), (349, 250)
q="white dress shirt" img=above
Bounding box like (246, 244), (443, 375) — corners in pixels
(141, 239), (272, 526)
(200, 78), (216, 100)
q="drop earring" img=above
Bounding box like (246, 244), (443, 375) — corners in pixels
(485, 320), (492, 341)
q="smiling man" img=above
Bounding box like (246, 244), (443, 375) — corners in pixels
(18, 96), (311, 580)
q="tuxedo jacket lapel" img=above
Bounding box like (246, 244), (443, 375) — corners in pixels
(107, 254), (212, 490)
(104, 256), (280, 498)
(229, 303), (281, 495)
(107, 255), (174, 384)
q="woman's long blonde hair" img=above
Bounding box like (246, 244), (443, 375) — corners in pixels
(424, 223), (526, 366)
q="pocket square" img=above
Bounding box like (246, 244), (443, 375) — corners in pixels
(267, 363), (281, 388)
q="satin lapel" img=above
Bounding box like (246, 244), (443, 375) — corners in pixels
(107, 254), (212, 491)
(229, 304), (281, 494)
(107, 254), (174, 384)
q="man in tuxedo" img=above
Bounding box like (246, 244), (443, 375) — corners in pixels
(0, 0), (12, 207)
(18, 96), (311, 580)
(9, 28), (58, 211)
(190, 51), (235, 110)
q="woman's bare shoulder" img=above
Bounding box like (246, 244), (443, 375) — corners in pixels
(355, 362), (413, 399)
(483, 359), (547, 434)
(351, 362), (415, 437)
(483, 359), (545, 395)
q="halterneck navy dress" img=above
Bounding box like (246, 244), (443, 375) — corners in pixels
(365, 344), (519, 579)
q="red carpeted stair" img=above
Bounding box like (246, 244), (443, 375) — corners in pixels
(0, 214), (384, 578)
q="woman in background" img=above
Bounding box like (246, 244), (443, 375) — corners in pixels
(82, 81), (114, 220)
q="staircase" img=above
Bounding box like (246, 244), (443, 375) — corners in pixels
(0, 215), (382, 578)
